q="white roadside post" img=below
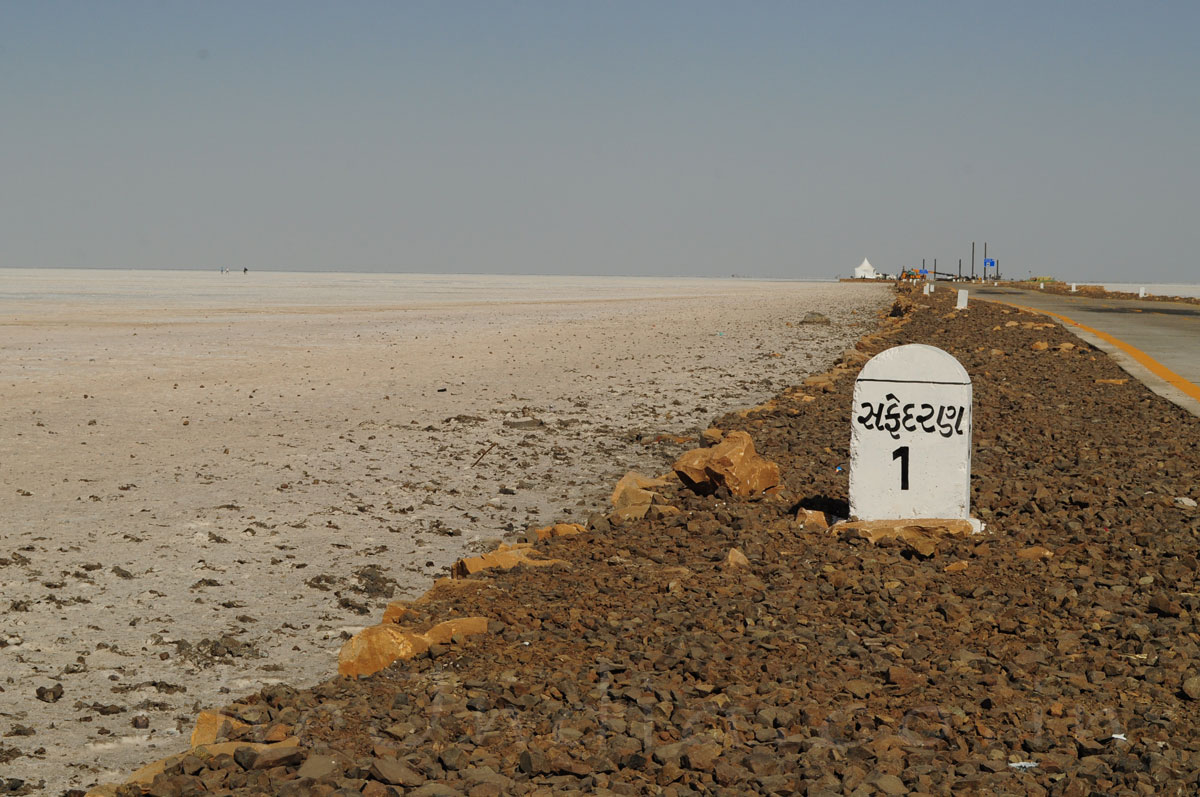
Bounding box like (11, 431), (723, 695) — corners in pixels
(1071, 283), (1077, 293)
(849, 344), (979, 530)
(1139, 287), (1146, 298)
(923, 284), (930, 296)
(955, 289), (968, 310)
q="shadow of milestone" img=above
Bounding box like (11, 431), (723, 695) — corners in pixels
(792, 495), (849, 518)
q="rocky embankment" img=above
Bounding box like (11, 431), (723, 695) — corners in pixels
(83, 286), (1200, 795)
(1006, 281), (1200, 307)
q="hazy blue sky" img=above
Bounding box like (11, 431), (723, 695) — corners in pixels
(3, 2), (1197, 280)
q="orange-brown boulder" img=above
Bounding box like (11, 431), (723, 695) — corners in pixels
(672, 448), (713, 491)
(381, 601), (417, 624)
(832, 518), (976, 557)
(529, 522), (586, 542)
(610, 502), (650, 524)
(421, 616), (489, 645)
(673, 431), (780, 497)
(339, 616), (490, 678)
(190, 710), (251, 747)
(452, 544), (566, 578)
(337, 624), (431, 678)
(611, 471), (670, 509)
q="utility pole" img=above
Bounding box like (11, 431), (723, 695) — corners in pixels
(971, 242), (975, 280)
(958, 258), (962, 280)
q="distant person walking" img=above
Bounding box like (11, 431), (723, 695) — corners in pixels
(243, 267), (248, 274)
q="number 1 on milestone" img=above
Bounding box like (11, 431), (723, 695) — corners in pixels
(892, 445), (910, 490)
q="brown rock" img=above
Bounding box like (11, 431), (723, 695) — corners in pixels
(126, 741), (276, 787)
(1148, 593), (1182, 617)
(874, 772), (908, 795)
(701, 427), (724, 446)
(839, 348), (869, 367)
(189, 710), (250, 747)
(1183, 676), (1200, 700)
(529, 522), (586, 542)
(672, 448), (714, 492)
(1095, 378), (1128, 385)
(250, 743), (304, 769)
(452, 545), (567, 578)
(1017, 545), (1054, 560)
(724, 548), (751, 570)
(361, 782), (392, 797)
(845, 679), (873, 698)
(646, 504), (680, 520)
(1031, 341), (1050, 351)
(832, 518), (975, 556)
(369, 757), (426, 786)
(887, 666), (924, 689)
(337, 625), (431, 678)
(795, 508), (829, 529)
(296, 753), (343, 780)
(381, 602), (416, 624)
(682, 741), (723, 771)
(611, 471), (670, 509)
(421, 616), (489, 645)
(802, 375), (835, 392)
(609, 502), (651, 524)
(943, 560), (969, 573)
(262, 723), (292, 743)
(672, 431), (780, 497)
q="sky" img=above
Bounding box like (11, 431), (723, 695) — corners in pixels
(2, 1), (1198, 281)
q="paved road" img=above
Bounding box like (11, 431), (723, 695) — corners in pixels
(960, 284), (1200, 416)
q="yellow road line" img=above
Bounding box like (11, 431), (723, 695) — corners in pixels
(986, 299), (1200, 404)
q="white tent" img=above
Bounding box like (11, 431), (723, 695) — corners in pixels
(854, 258), (879, 279)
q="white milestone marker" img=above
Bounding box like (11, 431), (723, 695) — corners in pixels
(849, 344), (977, 527)
(955, 289), (968, 309)
(1071, 283), (1077, 292)
(922, 284), (930, 295)
(1138, 287), (1146, 298)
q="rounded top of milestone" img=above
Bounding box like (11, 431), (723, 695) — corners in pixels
(856, 344), (970, 385)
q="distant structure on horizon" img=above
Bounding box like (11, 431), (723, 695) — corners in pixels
(853, 258), (880, 280)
